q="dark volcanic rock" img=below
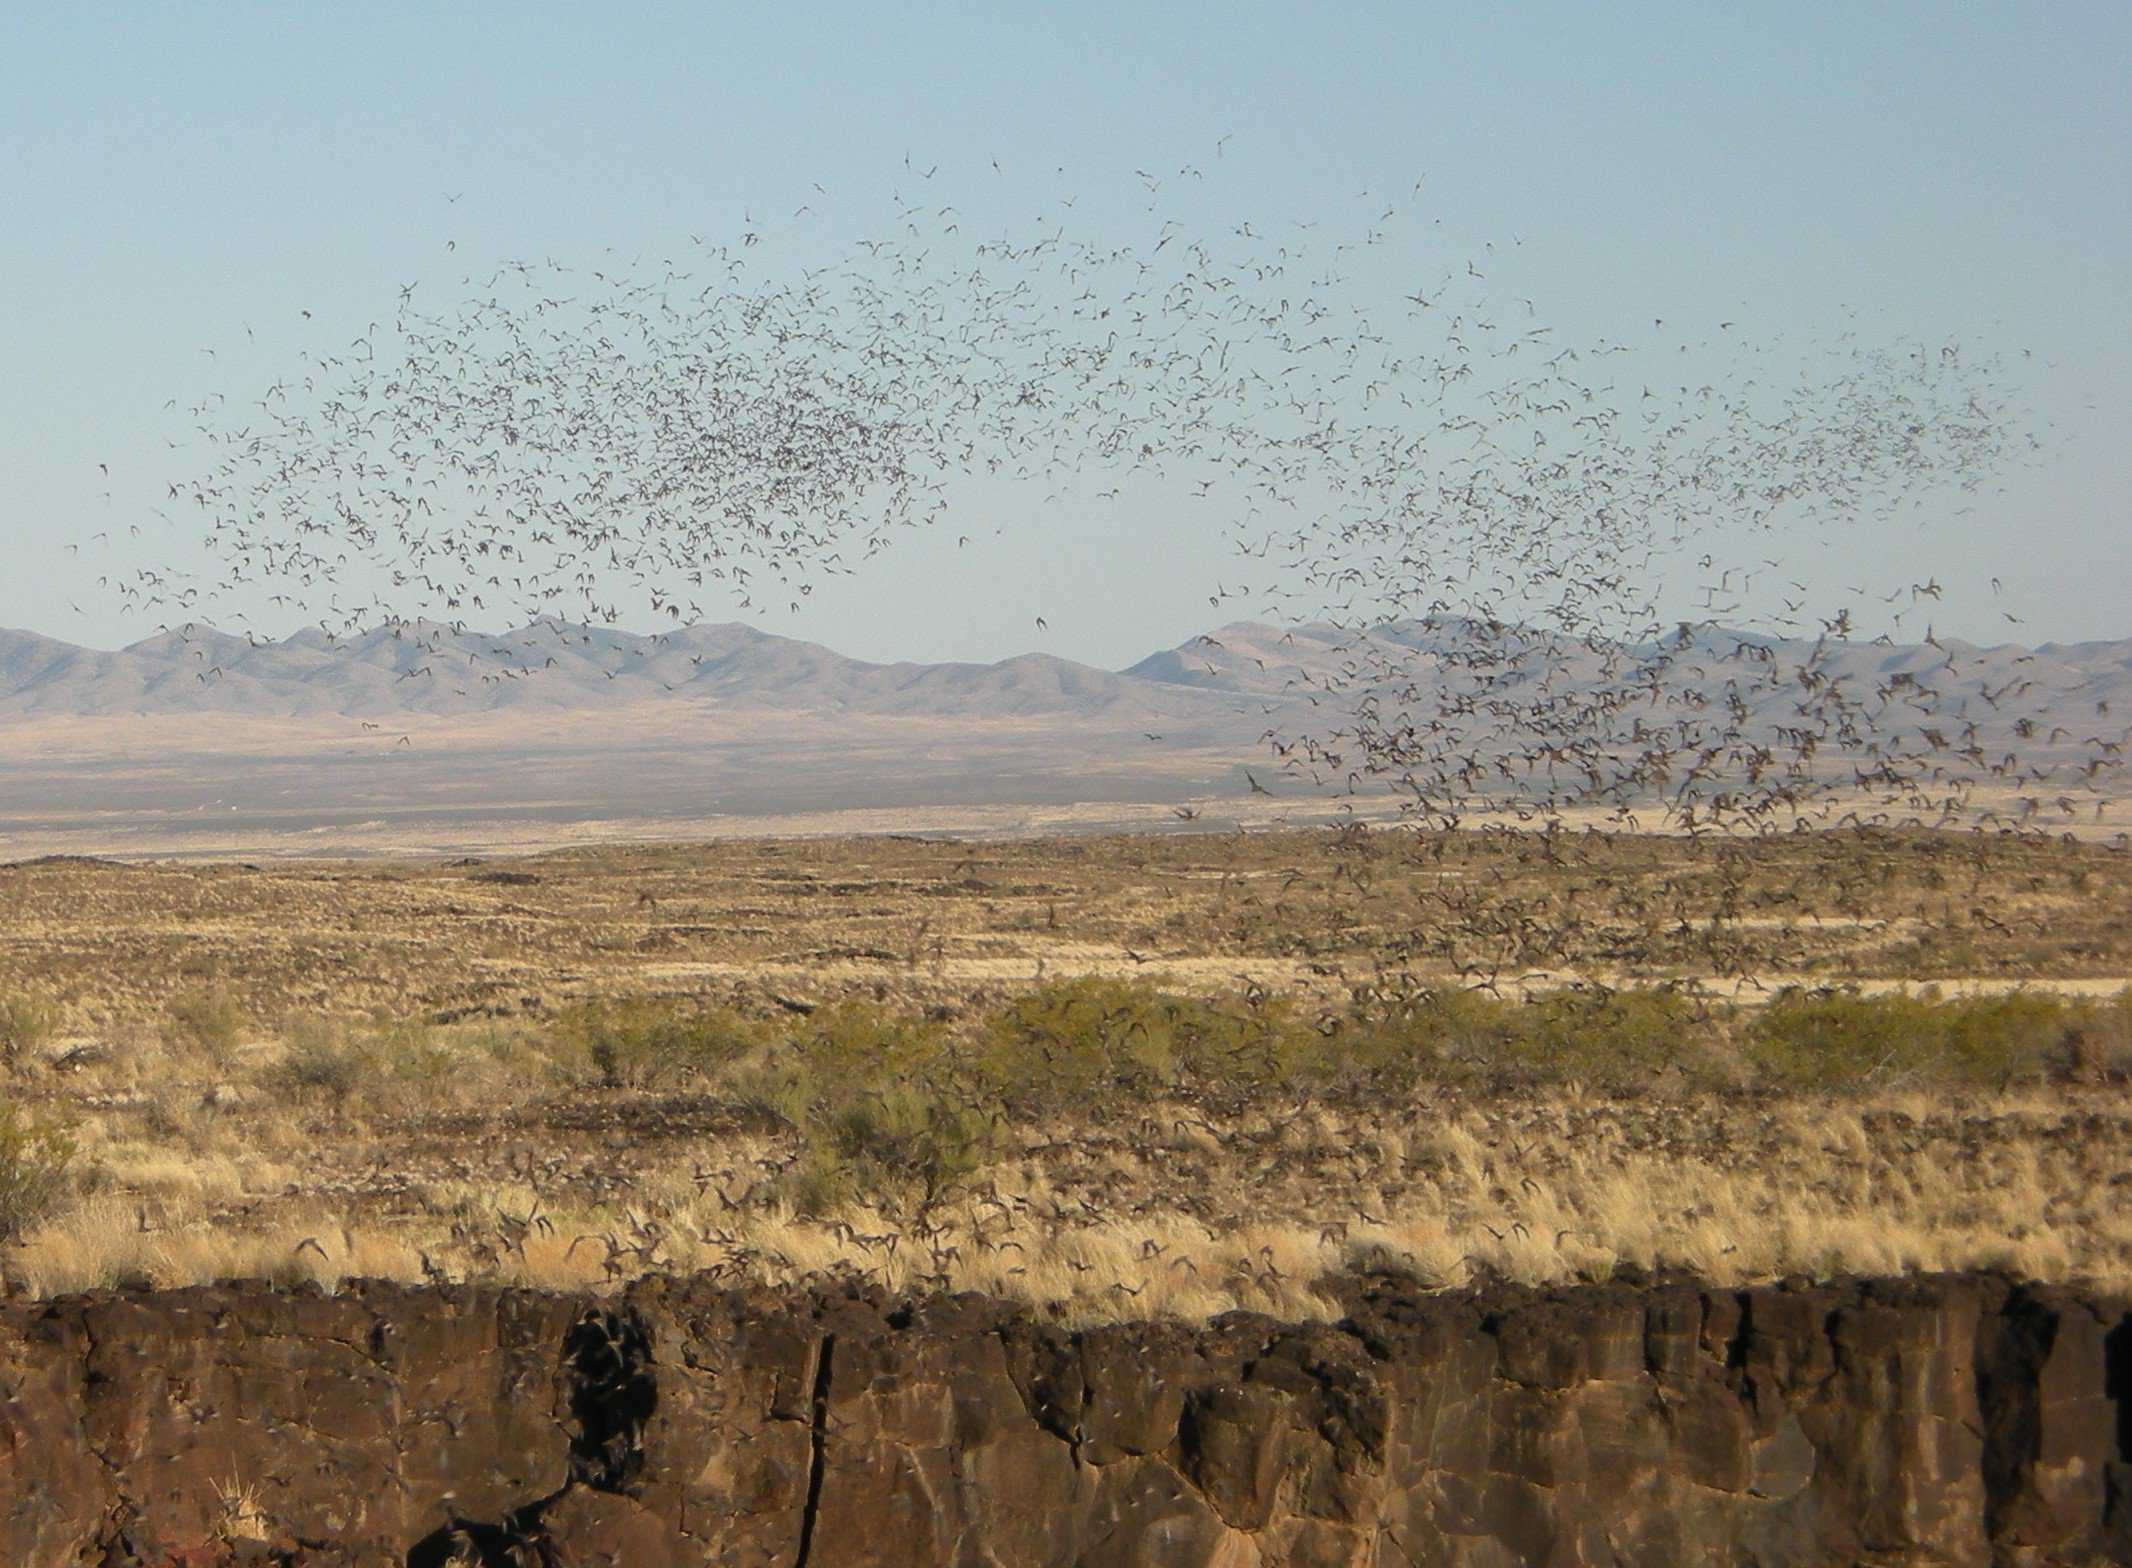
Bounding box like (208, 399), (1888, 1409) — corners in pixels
(1, 1272), (2128, 1565)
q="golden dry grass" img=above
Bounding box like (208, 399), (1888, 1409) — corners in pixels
(11, 1083), (2130, 1325)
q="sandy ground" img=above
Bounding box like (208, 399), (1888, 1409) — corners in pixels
(4, 704), (2119, 860)
(0, 706), (1361, 857)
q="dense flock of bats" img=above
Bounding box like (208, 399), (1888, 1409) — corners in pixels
(77, 164), (2132, 1349)
(129, 162), (2121, 849)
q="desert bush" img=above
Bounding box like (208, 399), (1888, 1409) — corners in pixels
(553, 998), (767, 1089)
(0, 1098), (76, 1242)
(166, 987), (244, 1063)
(723, 1055), (815, 1128)
(710, 1003), (998, 1215)
(516, 978), (2124, 1119)
(1746, 986), (2073, 1086)
(261, 1013), (462, 1111)
(975, 977), (1325, 1093)
(753, 979), (1714, 1108)
(1504, 987), (1703, 1080)
(1368, 986), (1516, 1072)
(361, 1012), (456, 1088)
(789, 1001), (950, 1081)
(133, 1088), (190, 1141)
(784, 1078), (1003, 1218)
(977, 977), (1180, 1089)
(782, 1143), (858, 1218)
(0, 993), (56, 1071)
(264, 1019), (372, 1112)
(2063, 989), (2132, 1080)
(469, 1019), (560, 1083)
(1345, 985), (1700, 1084)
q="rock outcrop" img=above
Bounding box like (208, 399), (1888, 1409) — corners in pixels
(1, 1271), (2126, 1565)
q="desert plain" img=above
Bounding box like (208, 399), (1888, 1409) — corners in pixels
(3, 820), (2127, 1327)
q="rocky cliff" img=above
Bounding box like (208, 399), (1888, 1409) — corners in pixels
(1, 1271), (2125, 1566)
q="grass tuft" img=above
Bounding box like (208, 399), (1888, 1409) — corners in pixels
(0, 1097), (77, 1244)
(165, 987), (245, 1064)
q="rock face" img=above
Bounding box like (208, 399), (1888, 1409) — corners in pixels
(1, 1272), (2128, 1566)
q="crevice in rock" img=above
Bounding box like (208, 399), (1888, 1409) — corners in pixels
(562, 1305), (657, 1493)
(70, 1309), (151, 1568)
(1721, 1291), (1753, 1374)
(405, 1512), (549, 1568)
(404, 1304), (656, 1566)
(1977, 1286), (2050, 1540)
(2106, 1311), (2132, 1464)
(792, 1333), (836, 1568)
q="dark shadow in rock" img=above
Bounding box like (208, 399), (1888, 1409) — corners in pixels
(2108, 1312), (2132, 1464)
(404, 1511), (549, 1567)
(404, 1304), (657, 1566)
(563, 1306), (657, 1492)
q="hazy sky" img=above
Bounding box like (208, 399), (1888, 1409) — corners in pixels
(3, 2), (2126, 668)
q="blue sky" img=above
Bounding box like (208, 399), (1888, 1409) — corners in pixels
(2, 2), (2126, 665)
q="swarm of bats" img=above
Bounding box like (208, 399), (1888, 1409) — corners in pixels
(134, 162), (2117, 865)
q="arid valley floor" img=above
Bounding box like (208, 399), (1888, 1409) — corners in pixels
(4, 824), (2129, 1327)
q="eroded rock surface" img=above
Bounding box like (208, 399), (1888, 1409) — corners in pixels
(2, 1272), (2128, 1565)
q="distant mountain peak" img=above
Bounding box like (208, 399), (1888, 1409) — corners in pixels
(0, 619), (2123, 743)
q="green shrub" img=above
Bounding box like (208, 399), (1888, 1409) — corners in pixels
(554, 999), (767, 1089)
(264, 1019), (371, 1112)
(2065, 990), (2132, 1078)
(1746, 986), (2072, 1086)
(977, 977), (1175, 1088)
(262, 1014), (465, 1110)
(0, 1098), (76, 1242)
(724, 1056), (815, 1128)
(783, 1142), (858, 1217)
(0, 994), (56, 1071)
(693, 1003), (1001, 1216)
(709, 1004), (953, 1139)
(1373, 986), (1519, 1070)
(790, 1001), (950, 1082)
(786, 1079), (1003, 1218)
(472, 1020), (559, 1082)
(974, 977), (1323, 1092)
(1507, 987), (1702, 1080)
(362, 1013), (456, 1088)
(166, 988), (244, 1062)
(1346, 985), (1699, 1084)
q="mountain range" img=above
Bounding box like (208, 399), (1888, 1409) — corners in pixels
(0, 618), (1268, 722)
(2, 617), (2128, 737)
(2, 617), (2125, 854)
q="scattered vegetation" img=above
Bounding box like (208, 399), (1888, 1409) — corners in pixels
(0, 993), (56, 1072)
(260, 1013), (459, 1112)
(548, 998), (767, 1089)
(643, 977), (2123, 1116)
(0, 829), (2127, 1315)
(975, 976), (1320, 1092)
(1744, 986), (2114, 1087)
(0, 1098), (75, 1244)
(164, 987), (245, 1063)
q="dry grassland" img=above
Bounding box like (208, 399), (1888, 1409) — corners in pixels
(2, 825), (2129, 1321)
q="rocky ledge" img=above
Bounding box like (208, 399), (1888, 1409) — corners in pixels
(0, 1270), (2126, 1566)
